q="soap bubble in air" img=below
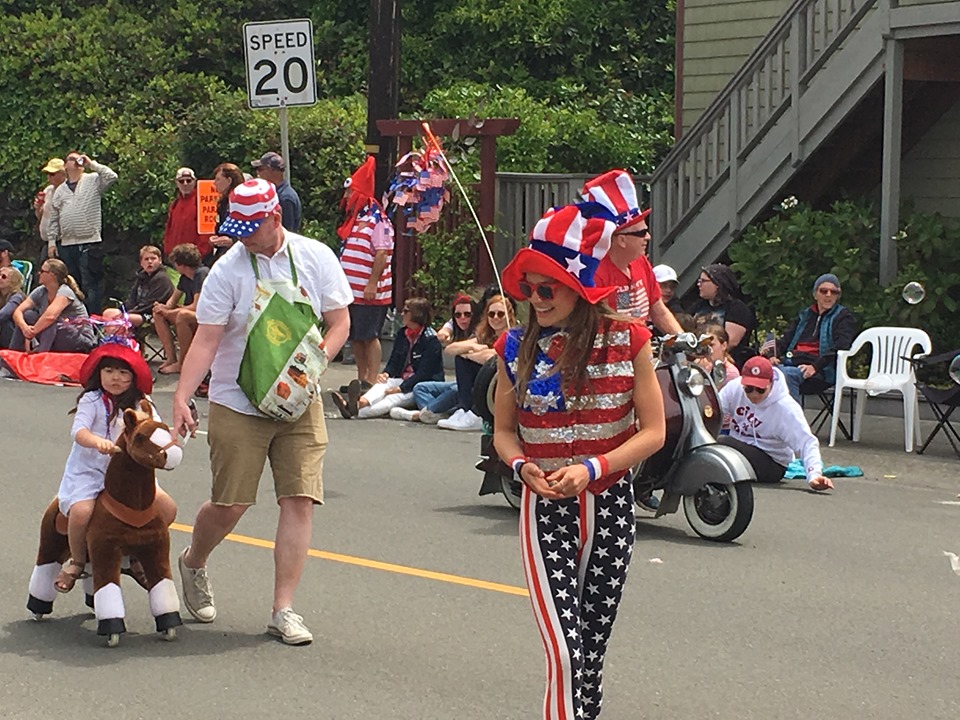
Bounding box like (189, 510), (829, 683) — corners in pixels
(901, 281), (925, 305)
(949, 355), (960, 386)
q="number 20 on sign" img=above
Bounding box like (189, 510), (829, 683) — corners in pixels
(243, 19), (317, 109)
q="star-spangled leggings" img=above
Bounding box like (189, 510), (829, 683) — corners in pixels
(520, 475), (636, 720)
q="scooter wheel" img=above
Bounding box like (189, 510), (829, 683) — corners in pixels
(682, 482), (754, 542)
(500, 475), (523, 510)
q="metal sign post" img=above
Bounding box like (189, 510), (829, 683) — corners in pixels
(243, 19), (317, 181)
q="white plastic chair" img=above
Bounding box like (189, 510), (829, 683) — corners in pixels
(829, 327), (932, 451)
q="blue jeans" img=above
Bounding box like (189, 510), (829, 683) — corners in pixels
(413, 381), (459, 414)
(780, 366), (805, 404)
(58, 243), (103, 314)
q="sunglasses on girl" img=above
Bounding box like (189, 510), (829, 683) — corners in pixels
(487, 310), (506, 319)
(454, 311), (472, 318)
(517, 280), (561, 301)
(744, 386), (768, 396)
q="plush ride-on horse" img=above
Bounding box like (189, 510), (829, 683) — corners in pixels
(27, 400), (184, 647)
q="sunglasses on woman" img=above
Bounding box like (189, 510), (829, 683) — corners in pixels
(454, 311), (472, 318)
(517, 280), (561, 301)
(487, 310), (506, 319)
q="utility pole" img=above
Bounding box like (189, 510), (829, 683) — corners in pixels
(366, 0), (401, 196)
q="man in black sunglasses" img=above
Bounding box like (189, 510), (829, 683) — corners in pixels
(717, 356), (834, 491)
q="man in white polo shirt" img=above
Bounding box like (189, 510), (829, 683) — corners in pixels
(171, 179), (351, 646)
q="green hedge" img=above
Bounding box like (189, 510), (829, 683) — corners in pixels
(730, 197), (960, 358)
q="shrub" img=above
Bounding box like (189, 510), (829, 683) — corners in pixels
(731, 197), (960, 357)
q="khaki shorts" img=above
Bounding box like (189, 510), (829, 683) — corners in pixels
(207, 401), (327, 506)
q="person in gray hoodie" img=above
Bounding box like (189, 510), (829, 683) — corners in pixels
(718, 355), (834, 491)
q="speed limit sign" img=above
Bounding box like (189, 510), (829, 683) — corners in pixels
(243, 19), (317, 109)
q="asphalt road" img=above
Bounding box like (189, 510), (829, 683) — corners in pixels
(1, 369), (959, 720)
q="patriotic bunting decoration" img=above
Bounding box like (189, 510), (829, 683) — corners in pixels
(383, 146), (450, 234)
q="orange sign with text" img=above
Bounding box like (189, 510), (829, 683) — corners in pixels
(197, 180), (220, 234)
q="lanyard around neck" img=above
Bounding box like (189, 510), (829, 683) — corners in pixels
(248, 243), (298, 286)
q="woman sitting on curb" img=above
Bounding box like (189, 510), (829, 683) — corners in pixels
(331, 296), (444, 419)
(437, 293), (516, 432)
(11, 259), (96, 353)
(718, 356), (834, 491)
(401, 292), (479, 423)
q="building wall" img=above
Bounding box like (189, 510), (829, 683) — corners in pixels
(680, 0), (790, 133)
(679, 0), (956, 134)
(901, 98), (960, 217)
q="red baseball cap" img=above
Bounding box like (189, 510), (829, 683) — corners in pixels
(741, 356), (773, 389)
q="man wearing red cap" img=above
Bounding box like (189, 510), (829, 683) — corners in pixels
(171, 178), (352, 646)
(337, 155), (395, 389)
(718, 356), (834, 491)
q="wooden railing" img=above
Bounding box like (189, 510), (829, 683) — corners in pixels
(651, 0), (881, 259)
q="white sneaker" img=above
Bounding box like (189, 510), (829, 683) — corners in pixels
(267, 607), (313, 645)
(178, 547), (216, 623)
(389, 407), (420, 422)
(437, 408), (466, 429)
(439, 409), (484, 432)
(418, 408), (446, 425)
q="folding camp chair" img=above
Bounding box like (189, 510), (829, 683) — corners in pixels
(800, 378), (852, 441)
(909, 348), (960, 459)
(12, 259), (33, 293)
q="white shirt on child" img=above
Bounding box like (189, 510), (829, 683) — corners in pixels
(57, 391), (159, 515)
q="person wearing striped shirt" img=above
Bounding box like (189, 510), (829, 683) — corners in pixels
(48, 151), (117, 314)
(337, 156), (394, 389)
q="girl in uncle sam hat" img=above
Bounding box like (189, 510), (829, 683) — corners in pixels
(492, 202), (666, 720)
(49, 342), (178, 593)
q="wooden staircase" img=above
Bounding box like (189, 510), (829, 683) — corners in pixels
(650, 0), (960, 290)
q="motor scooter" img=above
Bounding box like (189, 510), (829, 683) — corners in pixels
(473, 333), (756, 542)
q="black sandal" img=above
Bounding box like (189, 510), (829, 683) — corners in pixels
(330, 391), (354, 419)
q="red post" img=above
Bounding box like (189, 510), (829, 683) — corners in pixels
(478, 135), (496, 286)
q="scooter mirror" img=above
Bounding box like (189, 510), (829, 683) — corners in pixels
(711, 360), (727, 386)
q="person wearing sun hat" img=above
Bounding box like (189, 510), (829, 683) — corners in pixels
(585, 169), (683, 336)
(169, 177), (352, 646)
(717, 355), (835, 491)
(494, 201), (666, 718)
(36, 157), (66, 263)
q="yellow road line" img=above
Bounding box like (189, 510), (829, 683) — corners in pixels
(169, 522), (528, 597)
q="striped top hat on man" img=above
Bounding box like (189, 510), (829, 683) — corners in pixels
(580, 169), (650, 230)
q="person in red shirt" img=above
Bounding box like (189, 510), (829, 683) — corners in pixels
(584, 170), (682, 335)
(162, 168), (212, 263)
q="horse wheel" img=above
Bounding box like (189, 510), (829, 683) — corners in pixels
(32, 613), (45, 622)
(161, 628), (177, 642)
(106, 633), (121, 648)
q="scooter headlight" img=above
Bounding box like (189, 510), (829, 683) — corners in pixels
(678, 367), (705, 397)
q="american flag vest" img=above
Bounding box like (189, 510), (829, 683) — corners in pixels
(502, 317), (640, 494)
(340, 205), (393, 305)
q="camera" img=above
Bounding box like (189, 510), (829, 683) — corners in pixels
(76, 157), (85, 166)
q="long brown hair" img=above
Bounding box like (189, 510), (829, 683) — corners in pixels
(213, 162), (244, 216)
(513, 299), (620, 402)
(475, 294), (515, 347)
(42, 258), (84, 302)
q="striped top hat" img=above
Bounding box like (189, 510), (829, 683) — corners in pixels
(501, 202), (618, 305)
(219, 178), (279, 238)
(580, 169), (650, 230)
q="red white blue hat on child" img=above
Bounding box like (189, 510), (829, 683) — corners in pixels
(80, 343), (153, 395)
(580, 169), (650, 230)
(219, 179), (279, 238)
(501, 203), (618, 305)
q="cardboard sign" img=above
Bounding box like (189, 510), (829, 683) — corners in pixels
(197, 180), (220, 234)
